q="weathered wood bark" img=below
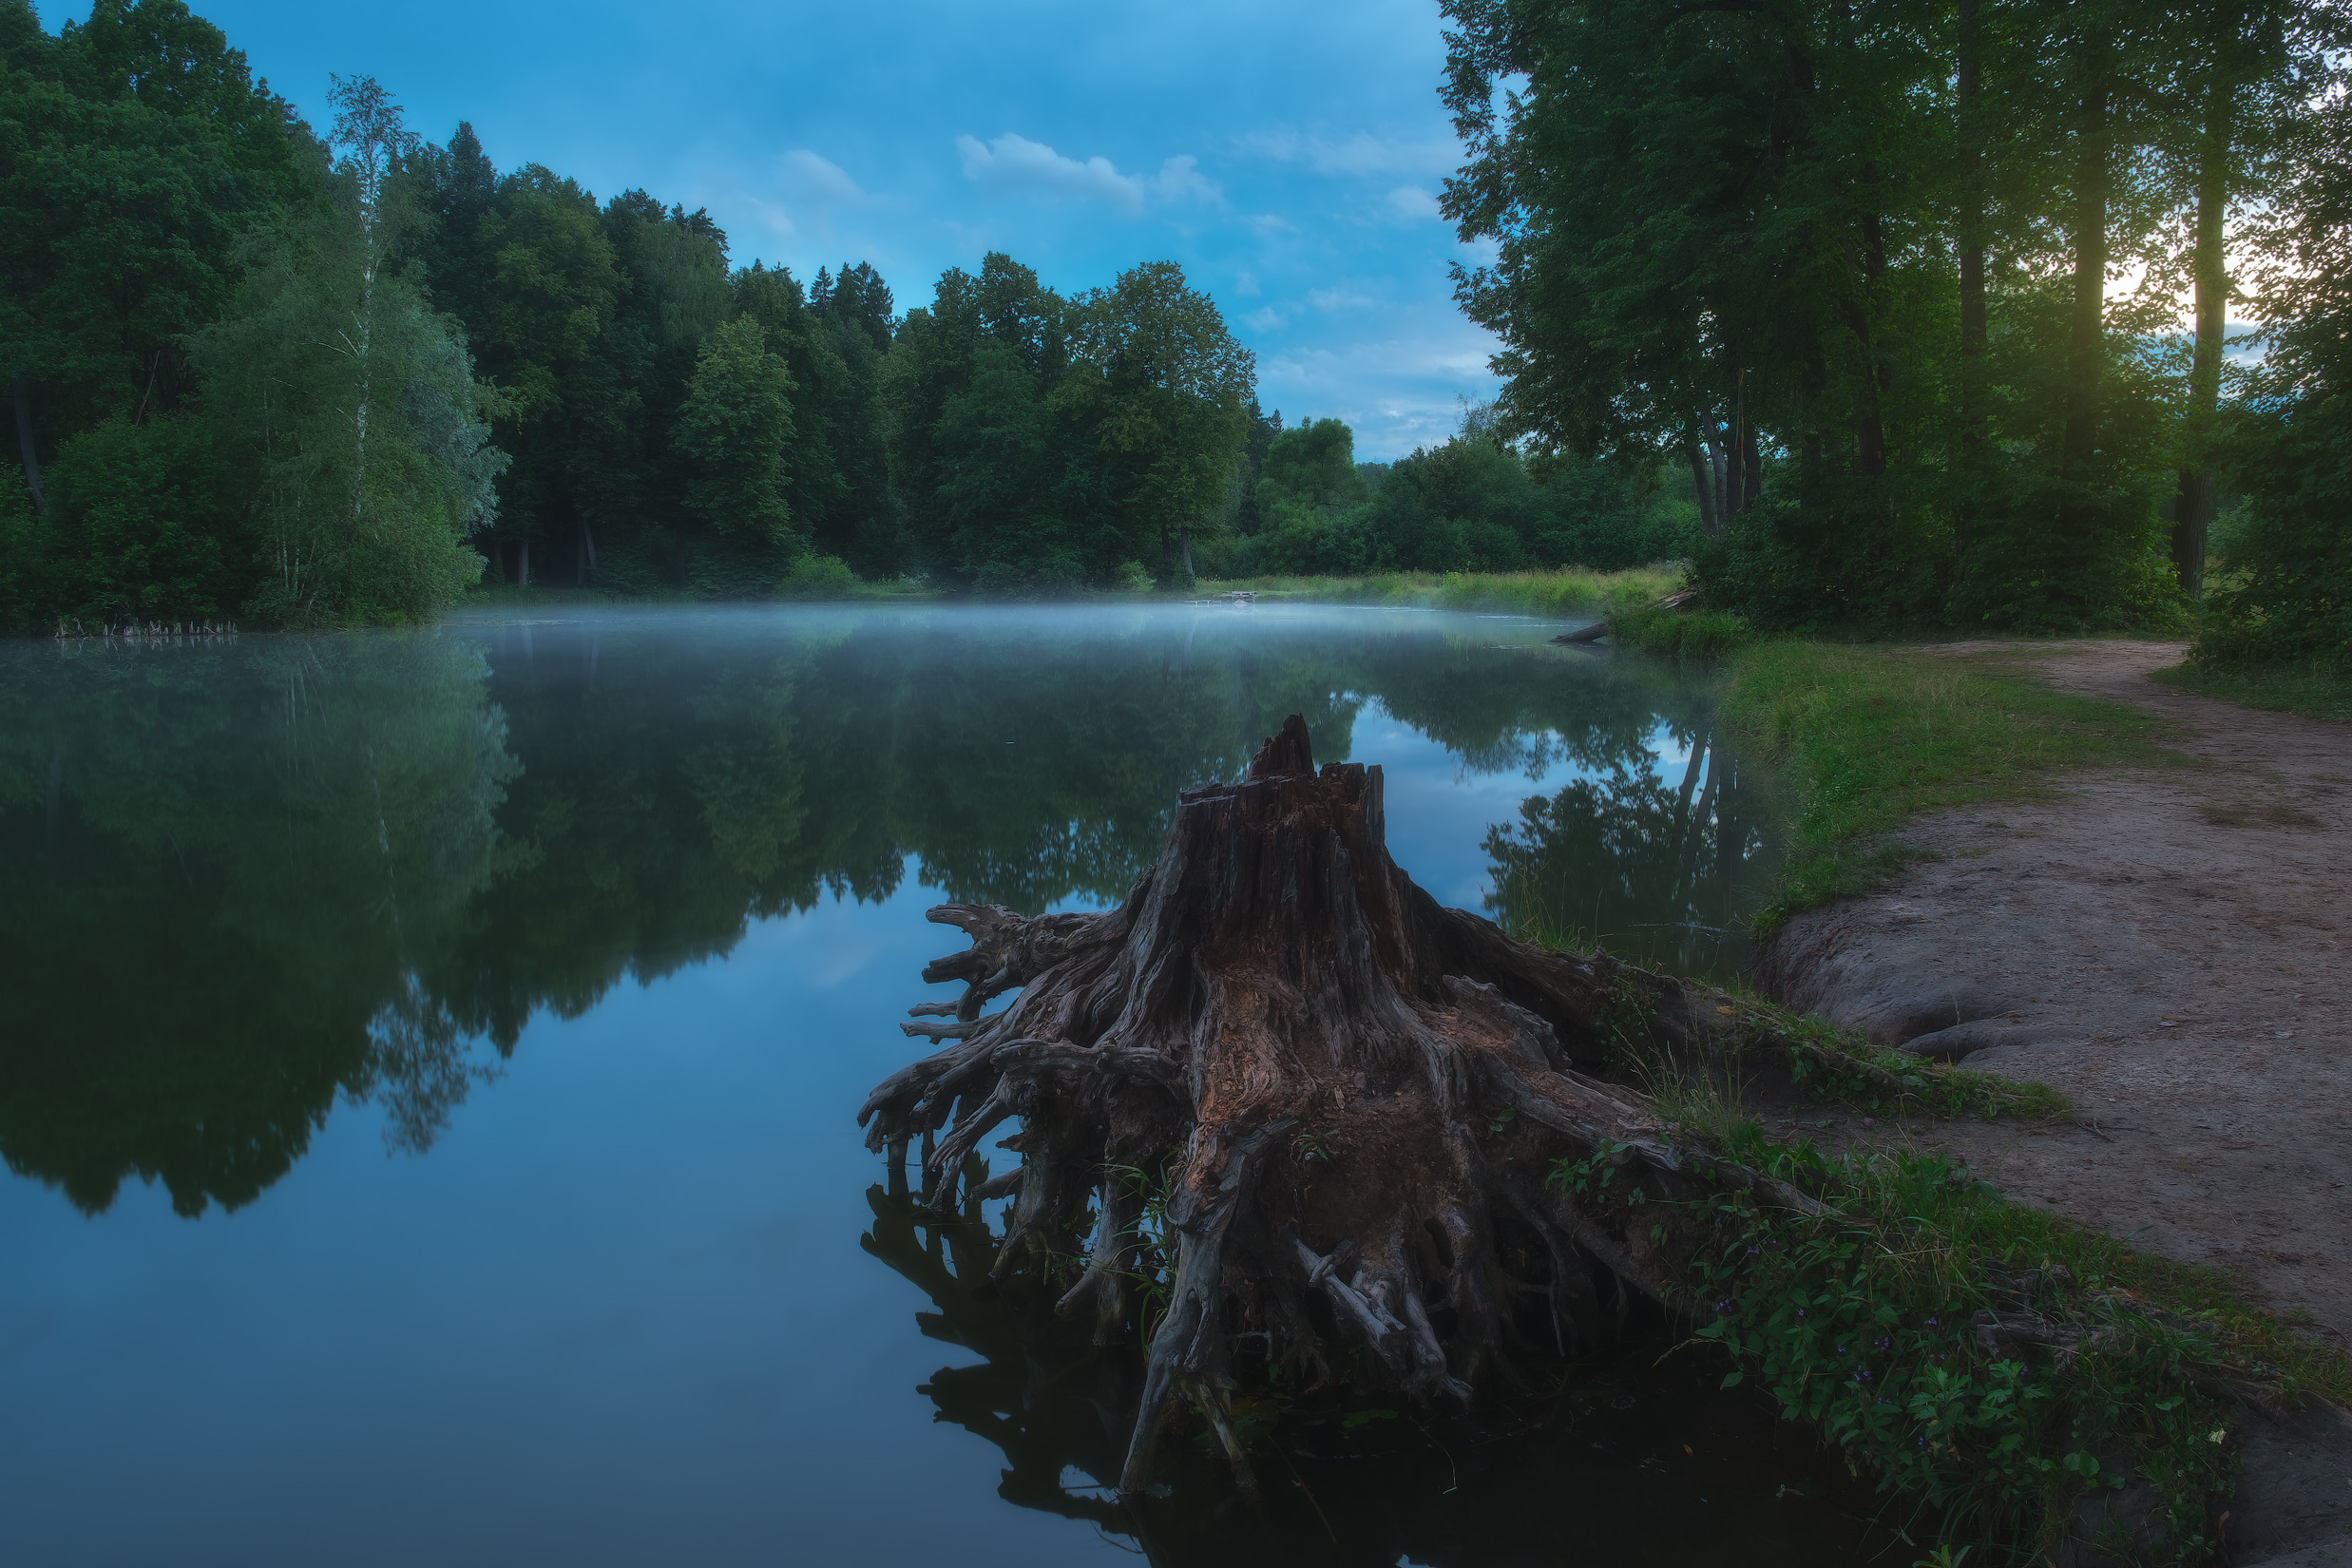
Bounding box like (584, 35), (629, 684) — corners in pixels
(861, 717), (1848, 1493)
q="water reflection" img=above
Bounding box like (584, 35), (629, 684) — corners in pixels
(1484, 709), (1780, 980)
(0, 635), (514, 1214)
(2, 604), (1805, 1566)
(863, 1173), (1894, 1566)
(0, 605), (1778, 1216)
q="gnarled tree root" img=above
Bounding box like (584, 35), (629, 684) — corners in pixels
(859, 716), (1849, 1493)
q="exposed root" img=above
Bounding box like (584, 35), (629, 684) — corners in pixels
(858, 715), (1890, 1492)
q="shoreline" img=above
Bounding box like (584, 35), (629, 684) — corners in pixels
(1750, 640), (2352, 1566)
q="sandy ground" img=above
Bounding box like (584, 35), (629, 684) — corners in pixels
(1761, 641), (2351, 1333)
(1757, 641), (2352, 1561)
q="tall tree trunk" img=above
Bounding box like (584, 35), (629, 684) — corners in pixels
(1731, 376), (1745, 517)
(1741, 414), (1764, 515)
(2172, 18), (2237, 600)
(354, 255), (373, 522)
(519, 537), (530, 587)
(1843, 211), (1893, 480)
(1181, 523), (1195, 580)
(1956, 0), (1989, 373)
(1685, 424), (1719, 538)
(1956, 0), (1988, 555)
(13, 374), (46, 516)
(2061, 81), (2113, 486)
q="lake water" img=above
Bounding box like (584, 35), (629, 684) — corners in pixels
(0, 602), (1882, 1566)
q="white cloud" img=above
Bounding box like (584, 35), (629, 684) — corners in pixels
(1152, 153), (1222, 205)
(958, 132), (1141, 211)
(1386, 184), (1441, 222)
(1243, 304), (1292, 333)
(1233, 270), (1260, 298)
(1237, 127), (1460, 179)
(778, 148), (867, 206)
(954, 133), (1221, 215)
(1308, 286), (1375, 313)
(1245, 213), (1299, 239)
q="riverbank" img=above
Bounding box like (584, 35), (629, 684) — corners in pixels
(1735, 638), (2352, 1565)
(452, 564), (1681, 617)
(1193, 564), (1679, 617)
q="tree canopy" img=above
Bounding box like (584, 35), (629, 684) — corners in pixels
(1440, 0), (2352, 639)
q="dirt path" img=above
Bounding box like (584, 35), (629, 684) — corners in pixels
(1760, 641), (2352, 1346)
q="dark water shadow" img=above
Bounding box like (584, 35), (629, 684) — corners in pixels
(864, 1167), (1907, 1568)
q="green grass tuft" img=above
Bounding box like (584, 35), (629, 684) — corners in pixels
(1721, 644), (2183, 933)
(1605, 600), (1754, 660)
(2151, 658), (2352, 725)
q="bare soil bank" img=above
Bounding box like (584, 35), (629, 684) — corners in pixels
(1756, 641), (2352, 1562)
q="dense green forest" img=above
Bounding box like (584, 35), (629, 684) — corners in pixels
(0, 0), (1682, 631)
(1442, 0), (2352, 662)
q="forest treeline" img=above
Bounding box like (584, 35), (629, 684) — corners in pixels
(1442, 0), (2352, 662)
(0, 0), (1684, 631)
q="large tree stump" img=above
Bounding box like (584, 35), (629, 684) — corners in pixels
(859, 716), (1829, 1492)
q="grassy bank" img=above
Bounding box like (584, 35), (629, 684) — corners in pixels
(1670, 645), (2350, 1558)
(1618, 1071), (2342, 1562)
(2151, 658), (2352, 725)
(1195, 564), (1682, 618)
(1578, 991), (2341, 1564)
(1721, 643), (2182, 932)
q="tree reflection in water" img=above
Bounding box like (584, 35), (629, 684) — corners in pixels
(864, 1162), (1898, 1568)
(1484, 707), (1782, 984)
(0, 609), (1780, 1223)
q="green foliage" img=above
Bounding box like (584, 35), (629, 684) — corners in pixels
(676, 316), (799, 547)
(1667, 1137), (2243, 1561)
(1438, 0), (2325, 633)
(883, 251), (1253, 590)
(192, 162), (495, 625)
(2, 29), (493, 629)
(1720, 643), (2181, 930)
(1205, 415), (1698, 579)
(1606, 601), (1753, 660)
(35, 412), (238, 627)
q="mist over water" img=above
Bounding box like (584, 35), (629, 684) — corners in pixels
(0, 603), (1864, 1566)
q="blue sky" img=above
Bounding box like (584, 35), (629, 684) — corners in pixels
(115, 0), (1505, 459)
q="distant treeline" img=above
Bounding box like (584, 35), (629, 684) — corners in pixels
(0, 0), (1691, 631)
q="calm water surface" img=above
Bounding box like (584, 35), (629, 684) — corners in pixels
(1, 603), (1877, 1566)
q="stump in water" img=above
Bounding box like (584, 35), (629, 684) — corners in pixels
(860, 716), (1828, 1492)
